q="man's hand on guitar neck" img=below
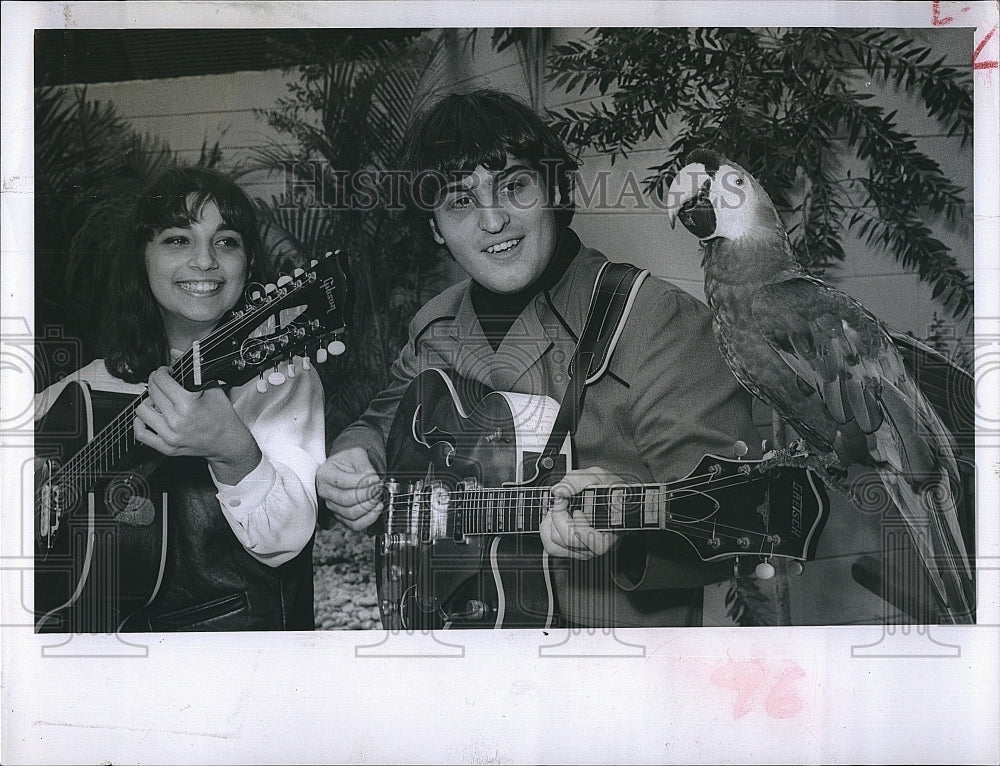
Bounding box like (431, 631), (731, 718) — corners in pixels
(316, 446), (384, 531)
(542, 467), (625, 560)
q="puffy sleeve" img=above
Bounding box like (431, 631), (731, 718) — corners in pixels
(211, 362), (326, 566)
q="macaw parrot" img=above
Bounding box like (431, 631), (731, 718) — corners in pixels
(665, 148), (975, 624)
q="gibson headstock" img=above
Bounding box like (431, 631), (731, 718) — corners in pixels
(174, 250), (352, 391)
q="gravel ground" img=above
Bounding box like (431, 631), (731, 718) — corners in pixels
(312, 525), (380, 630)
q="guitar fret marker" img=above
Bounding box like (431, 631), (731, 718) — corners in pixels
(582, 490), (594, 526)
(192, 340), (202, 386)
(643, 486), (658, 527)
(610, 487), (625, 527)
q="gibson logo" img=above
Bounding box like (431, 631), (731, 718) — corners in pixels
(322, 277), (339, 312)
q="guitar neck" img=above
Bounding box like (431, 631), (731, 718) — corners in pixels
(456, 483), (666, 535)
(53, 339), (218, 496)
(384, 467), (762, 538)
(53, 391), (147, 498)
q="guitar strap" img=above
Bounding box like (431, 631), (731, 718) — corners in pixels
(535, 261), (650, 473)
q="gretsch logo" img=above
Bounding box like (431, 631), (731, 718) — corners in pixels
(791, 482), (803, 536)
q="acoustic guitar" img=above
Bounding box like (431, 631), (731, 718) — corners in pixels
(34, 252), (351, 632)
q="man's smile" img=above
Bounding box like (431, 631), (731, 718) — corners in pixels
(485, 238), (522, 255)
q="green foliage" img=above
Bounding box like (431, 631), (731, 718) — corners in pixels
(34, 85), (220, 386)
(251, 32), (449, 440)
(724, 576), (783, 627)
(547, 28), (973, 320)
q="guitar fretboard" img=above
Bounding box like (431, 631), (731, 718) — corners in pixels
(64, 395), (145, 491)
(383, 462), (765, 541)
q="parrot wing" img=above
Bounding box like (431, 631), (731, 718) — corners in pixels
(749, 274), (917, 469)
(749, 275), (973, 619)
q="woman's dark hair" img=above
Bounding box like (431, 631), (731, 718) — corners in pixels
(399, 89), (579, 227)
(101, 165), (264, 383)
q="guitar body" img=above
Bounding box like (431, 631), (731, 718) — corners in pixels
(378, 369), (567, 630)
(377, 369), (831, 631)
(34, 382), (167, 632)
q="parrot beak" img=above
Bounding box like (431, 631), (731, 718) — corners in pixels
(665, 163), (717, 238)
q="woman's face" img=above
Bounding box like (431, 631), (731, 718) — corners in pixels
(143, 199), (248, 350)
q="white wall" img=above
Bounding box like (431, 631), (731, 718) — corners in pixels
(76, 26), (975, 339)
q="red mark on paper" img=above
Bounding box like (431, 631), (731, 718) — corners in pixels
(973, 26), (999, 70)
(932, 1), (973, 26)
(932, 1), (955, 26)
(764, 665), (806, 719)
(931, 3), (999, 72)
(710, 659), (766, 719)
(710, 659), (806, 720)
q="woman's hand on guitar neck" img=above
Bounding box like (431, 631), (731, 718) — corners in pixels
(316, 447), (383, 531)
(542, 467), (625, 560)
(134, 364), (262, 485)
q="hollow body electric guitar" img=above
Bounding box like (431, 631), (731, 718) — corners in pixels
(34, 253), (351, 633)
(376, 368), (830, 630)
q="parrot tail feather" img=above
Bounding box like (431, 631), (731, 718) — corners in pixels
(877, 468), (975, 624)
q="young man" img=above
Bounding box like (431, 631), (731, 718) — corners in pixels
(316, 89), (758, 627)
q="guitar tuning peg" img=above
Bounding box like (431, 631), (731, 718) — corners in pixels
(264, 283), (277, 294)
(732, 440), (748, 459)
(788, 561), (804, 576)
(287, 359), (296, 378)
(316, 347), (328, 364)
(256, 376), (268, 394)
(310, 259), (319, 267)
(301, 355), (311, 371)
(327, 339), (346, 356)
(754, 560), (775, 580)
(277, 274), (292, 287)
(267, 368), (286, 386)
(250, 288), (264, 302)
(293, 268), (305, 277)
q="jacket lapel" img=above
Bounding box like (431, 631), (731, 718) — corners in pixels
(450, 287), (554, 391)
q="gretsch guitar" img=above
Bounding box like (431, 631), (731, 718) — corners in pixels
(375, 368), (830, 630)
(34, 252), (351, 633)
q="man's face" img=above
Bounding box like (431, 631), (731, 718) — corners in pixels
(430, 155), (560, 294)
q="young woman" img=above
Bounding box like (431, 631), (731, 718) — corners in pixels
(35, 166), (324, 631)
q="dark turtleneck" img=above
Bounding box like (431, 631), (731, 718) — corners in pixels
(471, 227), (581, 351)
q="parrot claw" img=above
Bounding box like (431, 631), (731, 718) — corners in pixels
(759, 443), (858, 502)
(759, 439), (813, 471)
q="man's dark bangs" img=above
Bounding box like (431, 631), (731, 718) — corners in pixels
(409, 99), (558, 203)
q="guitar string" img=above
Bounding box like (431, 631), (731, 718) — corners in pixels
(387, 509), (762, 536)
(382, 472), (781, 542)
(382, 470), (752, 509)
(383, 510), (772, 550)
(45, 271), (326, 509)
